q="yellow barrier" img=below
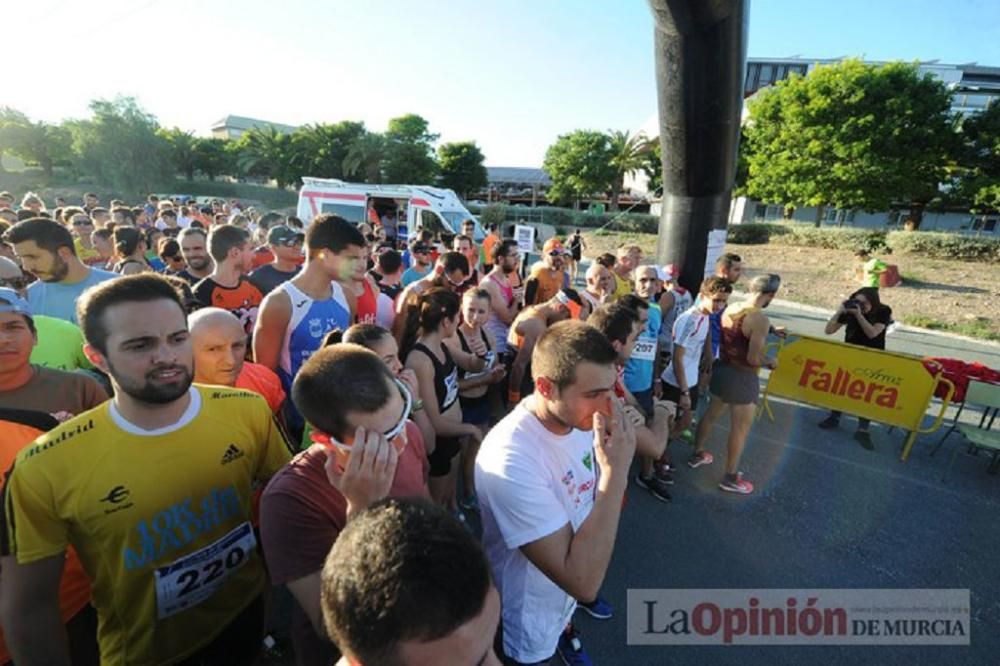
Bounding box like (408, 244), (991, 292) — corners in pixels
(760, 335), (954, 461)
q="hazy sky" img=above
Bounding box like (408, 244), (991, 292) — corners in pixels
(6, 0), (999, 166)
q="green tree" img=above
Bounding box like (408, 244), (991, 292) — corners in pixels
(192, 137), (232, 181)
(743, 59), (955, 228)
(954, 100), (1000, 213)
(542, 130), (615, 208)
(437, 141), (487, 198)
(0, 108), (32, 174)
(159, 127), (198, 181)
(4, 119), (72, 177)
(607, 130), (653, 210)
(291, 121), (366, 182)
(70, 97), (172, 196)
(343, 131), (387, 183)
(233, 125), (297, 189)
(383, 113), (439, 184)
(642, 139), (664, 196)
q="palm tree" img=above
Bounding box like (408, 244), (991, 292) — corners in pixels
(234, 126), (296, 189)
(343, 132), (387, 184)
(608, 130), (654, 210)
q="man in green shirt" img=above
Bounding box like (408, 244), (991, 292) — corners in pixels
(0, 260), (92, 371)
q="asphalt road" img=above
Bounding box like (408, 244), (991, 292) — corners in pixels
(574, 300), (1000, 665)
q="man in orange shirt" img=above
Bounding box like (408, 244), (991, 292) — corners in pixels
(524, 237), (570, 306)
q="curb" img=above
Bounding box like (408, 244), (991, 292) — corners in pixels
(730, 290), (1000, 350)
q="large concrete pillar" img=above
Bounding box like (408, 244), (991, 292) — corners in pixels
(648, 0), (748, 292)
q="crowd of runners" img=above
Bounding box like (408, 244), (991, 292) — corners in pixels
(0, 189), (897, 665)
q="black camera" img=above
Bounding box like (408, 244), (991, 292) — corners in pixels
(842, 298), (862, 311)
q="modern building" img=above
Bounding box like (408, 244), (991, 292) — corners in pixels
(742, 57), (1000, 116)
(210, 115), (298, 140)
(637, 57), (1000, 234)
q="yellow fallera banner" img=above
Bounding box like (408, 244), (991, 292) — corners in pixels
(761, 335), (954, 460)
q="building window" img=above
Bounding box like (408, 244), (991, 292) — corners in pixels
(760, 64), (774, 86)
(745, 64), (759, 93)
(754, 203), (767, 220)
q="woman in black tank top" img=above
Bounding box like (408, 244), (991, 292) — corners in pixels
(403, 288), (486, 511)
(448, 289), (507, 510)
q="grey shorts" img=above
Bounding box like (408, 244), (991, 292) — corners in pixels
(709, 361), (760, 405)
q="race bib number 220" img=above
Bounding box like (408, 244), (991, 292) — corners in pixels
(154, 522), (256, 619)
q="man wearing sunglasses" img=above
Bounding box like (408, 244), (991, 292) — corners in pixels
(524, 237), (570, 306)
(260, 344), (430, 666)
(662, 277), (733, 455)
(401, 241), (433, 287)
(248, 225), (303, 295)
(62, 208), (104, 267)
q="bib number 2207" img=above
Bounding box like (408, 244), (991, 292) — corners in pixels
(154, 522), (256, 619)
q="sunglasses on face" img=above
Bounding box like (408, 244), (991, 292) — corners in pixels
(0, 276), (30, 290)
(72, 220), (93, 226)
(311, 379), (413, 452)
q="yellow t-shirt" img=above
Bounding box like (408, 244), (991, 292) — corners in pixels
(1, 385), (292, 666)
(74, 236), (104, 267)
(612, 271), (633, 301)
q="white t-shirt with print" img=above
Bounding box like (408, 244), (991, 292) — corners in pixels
(661, 305), (710, 389)
(475, 395), (598, 663)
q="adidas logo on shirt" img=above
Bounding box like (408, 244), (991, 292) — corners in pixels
(220, 444), (245, 465)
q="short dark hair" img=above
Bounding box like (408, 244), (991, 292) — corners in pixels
(716, 252), (742, 270)
(111, 206), (135, 224)
(257, 212), (284, 230)
(618, 293), (649, 313)
(321, 498), (493, 665)
(438, 251), (469, 277)
(207, 224), (250, 262)
(16, 209), (35, 222)
(158, 237), (181, 259)
(3, 218), (76, 256)
(377, 249), (403, 275)
(77, 274), (185, 354)
(83, 192), (98, 200)
(532, 319), (617, 390)
(588, 302), (640, 346)
(453, 234), (473, 247)
(292, 344), (396, 439)
(89, 207), (109, 218)
(113, 226), (143, 257)
(159, 209), (177, 220)
(178, 226), (207, 243)
(492, 239), (519, 265)
(306, 214), (365, 255)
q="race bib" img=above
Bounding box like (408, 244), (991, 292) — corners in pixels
(465, 350), (496, 381)
(632, 338), (656, 362)
(444, 369), (460, 408)
(154, 522), (256, 619)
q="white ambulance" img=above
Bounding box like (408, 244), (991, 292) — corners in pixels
(296, 177), (484, 240)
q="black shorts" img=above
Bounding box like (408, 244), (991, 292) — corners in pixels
(662, 382), (699, 417)
(460, 394), (491, 426)
(428, 436), (462, 477)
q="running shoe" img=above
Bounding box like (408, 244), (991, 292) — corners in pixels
(577, 596), (613, 620)
(817, 415), (840, 430)
(459, 494), (480, 511)
(635, 474), (673, 502)
(854, 430), (875, 451)
(719, 472), (754, 495)
(556, 625), (593, 666)
(687, 450), (714, 469)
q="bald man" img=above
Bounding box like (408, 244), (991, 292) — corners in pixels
(581, 261), (613, 314)
(190, 307), (286, 414)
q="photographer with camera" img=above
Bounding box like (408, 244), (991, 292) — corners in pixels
(817, 287), (893, 450)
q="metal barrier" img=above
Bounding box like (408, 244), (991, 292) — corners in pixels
(758, 334), (955, 461)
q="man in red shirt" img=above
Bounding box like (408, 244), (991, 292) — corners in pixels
(259, 344), (430, 666)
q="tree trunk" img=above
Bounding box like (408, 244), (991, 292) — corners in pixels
(813, 203), (826, 228)
(185, 168), (194, 181)
(609, 175), (623, 211)
(906, 204), (924, 230)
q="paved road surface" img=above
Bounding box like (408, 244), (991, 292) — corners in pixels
(575, 299), (999, 665)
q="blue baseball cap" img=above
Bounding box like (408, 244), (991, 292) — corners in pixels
(0, 287), (31, 318)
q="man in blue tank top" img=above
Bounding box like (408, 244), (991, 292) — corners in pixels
(253, 214), (363, 438)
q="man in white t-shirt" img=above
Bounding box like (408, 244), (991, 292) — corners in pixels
(476, 320), (636, 665)
(660, 277), (732, 460)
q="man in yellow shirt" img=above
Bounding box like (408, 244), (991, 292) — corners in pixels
(611, 245), (642, 301)
(1, 274), (293, 666)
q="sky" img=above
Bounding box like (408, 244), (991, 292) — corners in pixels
(5, 0), (1000, 167)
